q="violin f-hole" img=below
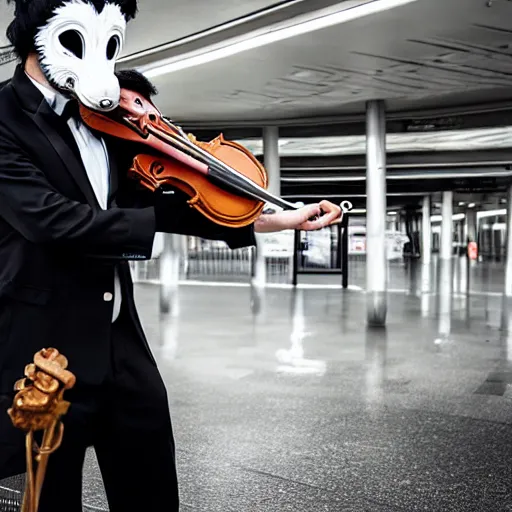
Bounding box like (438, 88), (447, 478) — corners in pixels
(150, 161), (165, 175)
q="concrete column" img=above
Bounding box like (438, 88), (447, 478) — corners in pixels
(491, 215), (499, 262)
(504, 185), (512, 297)
(398, 215), (406, 234)
(440, 191), (453, 260)
(160, 233), (181, 316)
(263, 126), (280, 197)
(422, 196), (432, 264)
(255, 127), (280, 288)
(365, 100), (387, 326)
(465, 209), (477, 243)
(181, 235), (189, 278)
(420, 261), (431, 317)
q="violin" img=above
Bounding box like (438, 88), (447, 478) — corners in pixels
(79, 86), (352, 228)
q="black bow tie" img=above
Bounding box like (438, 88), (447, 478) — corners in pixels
(60, 100), (81, 123)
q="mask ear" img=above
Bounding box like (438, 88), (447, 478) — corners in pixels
(113, 0), (138, 20)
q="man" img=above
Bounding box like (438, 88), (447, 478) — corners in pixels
(0, 1), (340, 510)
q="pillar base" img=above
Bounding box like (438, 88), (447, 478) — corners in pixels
(366, 292), (387, 326)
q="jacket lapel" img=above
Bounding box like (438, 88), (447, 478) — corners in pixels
(11, 66), (100, 209)
(105, 141), (119, 206)
(32, 102), (101, 209)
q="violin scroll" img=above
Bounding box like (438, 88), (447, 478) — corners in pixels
(340, 201), (353, 214)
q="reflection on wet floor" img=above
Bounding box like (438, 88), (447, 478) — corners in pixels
(2, 257), (512, 511)
(349, 255), (509, 297)
(146, 257), (512, 511)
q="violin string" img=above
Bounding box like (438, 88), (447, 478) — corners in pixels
(150, 122), (299, 211)
(149, 126), (268, 202)
(153, 124), (266, 196)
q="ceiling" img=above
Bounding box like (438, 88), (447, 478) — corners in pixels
(122, 0), (285, 57)
(2, 0), (512, 211)
(276, 152), (512, 210)
(127, 0), (512, 126)
(2, 0), (512, 126)
(240, 126), (512, 156)
(0, 0), (348, 83)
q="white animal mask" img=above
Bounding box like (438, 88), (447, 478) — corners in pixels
(34, 1), (126, 111)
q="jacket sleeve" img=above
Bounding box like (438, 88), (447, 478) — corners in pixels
(156, 194), (256, 250)
(0, 130), (256, 259)
(129, 187), (256, 250)
(0, 128), (157, 260)
(113, 142), (256, 251)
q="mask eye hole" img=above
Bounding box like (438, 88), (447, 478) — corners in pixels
(59, 30), (84, 59)
(107, 35), (120, 60)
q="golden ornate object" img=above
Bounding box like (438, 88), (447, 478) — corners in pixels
(8, 348), (76, 512)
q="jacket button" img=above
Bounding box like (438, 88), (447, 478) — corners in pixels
(104, 292), (113, 302)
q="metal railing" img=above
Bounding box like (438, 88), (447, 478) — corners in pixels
(131, 246), (294, 285)
(129, 223), (413, 288)
(0, 474), (105, 512)
(187, 246), (252, 281)
(0, 481), (21, 512)
(131, 227), (347, 286)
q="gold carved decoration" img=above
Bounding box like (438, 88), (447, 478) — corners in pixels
(8, 348), (76, 512)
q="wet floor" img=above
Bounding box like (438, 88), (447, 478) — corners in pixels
(2, 257), (512, 511)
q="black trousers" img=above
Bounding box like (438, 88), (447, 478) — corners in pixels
(33, 311), (180, 511)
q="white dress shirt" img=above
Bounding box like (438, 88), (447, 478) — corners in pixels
(27, 74), (122, 322)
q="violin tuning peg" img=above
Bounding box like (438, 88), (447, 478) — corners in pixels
(340, 201), (353, 213)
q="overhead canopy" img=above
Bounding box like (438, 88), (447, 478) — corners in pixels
(1, 0), (512, 126)
(1, 0), (511, 209)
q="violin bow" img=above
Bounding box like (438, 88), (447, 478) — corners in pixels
(80, 90), (354, 218)
(138, 117), (354, 219)
(147, 117), (356, 217)
(8, 349), (76, 512)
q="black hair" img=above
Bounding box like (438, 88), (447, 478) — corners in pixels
(6, 0), (138, 61)
(116, 69), (158, 99)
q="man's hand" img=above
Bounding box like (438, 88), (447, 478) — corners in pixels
(254, 200), (342, 233)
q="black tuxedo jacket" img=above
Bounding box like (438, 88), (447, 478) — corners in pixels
(0, 66), (255, 394)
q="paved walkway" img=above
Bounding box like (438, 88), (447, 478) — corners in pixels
(2, 258), (512, 511)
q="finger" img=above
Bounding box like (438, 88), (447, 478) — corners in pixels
(319, 200), (341, 212)
(295, 206), (321, 225)
(319, 200), (341, 217)
(320, 210), (341, 226)
(301, 208), (341, 231)
(301, 203), (321, 218)
(318, 201), (342, 226)
(299, 218), (327, 231)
